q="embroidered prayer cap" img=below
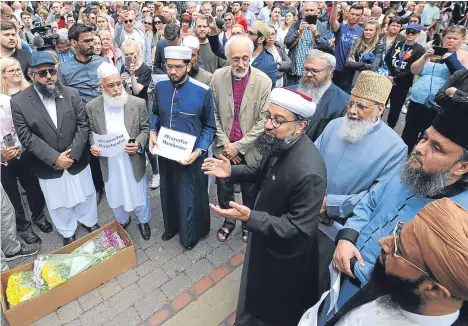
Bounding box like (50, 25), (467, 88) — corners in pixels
(270, 88), (316, 118)
(350, 70), (393, 105)
(181, 36), (200, 50)
(97, 61), (119, 79)
(411, 198), (468, 300)
(432, 97), (468, 150)
(251, 21), (271, 38)
(164, 46), (192, 60)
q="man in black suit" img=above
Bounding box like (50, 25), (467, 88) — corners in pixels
(11, 52), (100, 246)
(325, 198), (468, 326)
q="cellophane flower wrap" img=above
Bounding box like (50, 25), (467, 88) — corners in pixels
(5, 271), (48, 307)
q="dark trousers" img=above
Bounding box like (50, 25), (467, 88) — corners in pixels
(386, 84), (410, 129)
(333, 68), (354, 93)
(215, 155), (257, 228)
(0, 155), (46, 233)
(401, 100), (439, 153)
(89, 154), (104, 191)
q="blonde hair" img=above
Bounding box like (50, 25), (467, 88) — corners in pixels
(355, 20), (381, 53)
(121, 38), (142, 59)
(0, 57), (29, 96)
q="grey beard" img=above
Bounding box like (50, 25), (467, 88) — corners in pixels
(103, 89), (129, 107)
(34, 80), (61, 99)
(400, 158), (452, 197)
(339, 115), (376, 143)
(297, 80), (330, 103)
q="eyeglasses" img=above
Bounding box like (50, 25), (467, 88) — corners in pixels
(165, 63), (187, 71)
(124, 19), (134, 24)
(262, 112), (297, 128)
(104, 81), (122, 89)
(406, 29), (419, 35)
(392, 222), (430, 277)
(142, 10), (149, 13)
(154, 20), (162, 24)
(144, 22), (152, 25)
(230, 55), (250, 64)
(32, 68), (57, 77)
(303, 66), (327, 76)
(78, 38), (95, 44)
(225, 18), (232, 21)
(346, 100), (378, 111)
(4, 68), (22, 74)
(247, 31), (258, 36)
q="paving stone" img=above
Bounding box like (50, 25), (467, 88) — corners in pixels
(145, 242), (183, 267)
(135, 249), (149, 265)
(185, 258), (215, 283)
(80, 301), (115, 326)
(105, 306), (141, 326)
(98, 279), (122, 300)
(226, 235), (247, 253)
(135, 259), (156, 277)
(116, 268), (140, 288)
(109, 284), (144, 312)
(161, 273), (192, 300)
(135, 289), (168, 320)
(57, 300), (83, 324)
(134, 232), (160, 251)
(137, 267), (169, 294)
(210, 216), (224, 231)
(206, 245), (235, 267)
(65, 319), (83, 326)
(205, 230), (224, 249)
(162, 254), (191, 277)
(184, 240), (213, 263)
(78, 288), (103, 312)
(32, 312), (62, 326)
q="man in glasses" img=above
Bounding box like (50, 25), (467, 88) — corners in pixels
(11, 52), (100, 246)
(332, 97), (468, 307)
(203, 87), (325, 326)
(150, 46), (216, 250)
(114, 8), (145, 58)
(86, 62), (151, 240)
(314, 71), (406, 294)
(324, 198), (468, 325)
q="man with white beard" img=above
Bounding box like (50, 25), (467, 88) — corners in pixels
(313, 71), (407, 294)
(86, 62), (151, 240)
(291, 48), (349, 141)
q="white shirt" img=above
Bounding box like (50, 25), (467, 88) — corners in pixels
(35, 87), (58, 128)
(336, 299), (460, 326)
(258, 6), (271, 23)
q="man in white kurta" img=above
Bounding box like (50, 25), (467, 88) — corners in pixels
(86, 62), (152, 240)
(10, 51), (99, 246)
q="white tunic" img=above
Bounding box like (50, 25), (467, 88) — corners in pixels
(35, 89), (94, 209)
(103, 101), (146, 211)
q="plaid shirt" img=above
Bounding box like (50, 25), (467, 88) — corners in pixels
(295, 29), (314, 77)
(57, 49), (74, 64)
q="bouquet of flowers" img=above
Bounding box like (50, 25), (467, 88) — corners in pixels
(5, 271), (48, 307)
(73, 230), (125, 260)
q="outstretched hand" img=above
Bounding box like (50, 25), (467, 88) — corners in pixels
(201, 155), (231, 178)
(209, 201), (250, 222)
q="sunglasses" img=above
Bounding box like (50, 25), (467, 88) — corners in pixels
(32, 68), (57, 77)
(225, 18), (232, 21)
(154, 20), (162, 24)
(142, 10), (149, 13)
(144, 22), (152, 25)
(124, 19), (134, 24)
(406, 29), (419, 35)
(248, 31), (258, 36)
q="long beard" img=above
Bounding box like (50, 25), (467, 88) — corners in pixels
(339, 115), (376, 143)
(103, 89), (129, 107)
(400, 156), (452, 197)
(34, 80), (62, 99)
(188, 64), (199, 77)
(297, 80), (330, 103)
(370, 256), (424, 314)
(254, 131), (295, 156)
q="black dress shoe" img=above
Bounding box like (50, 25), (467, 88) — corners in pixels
(161, 231), (176, 241)
(120, 217), (131, 229)
(83, 223), (101, 233)
(96, 188), (104, 205)
(21, 231), (41, 244)
(63, 234), (76, 246)
(35, 220), (53, 233)
(138, 223), (151, 240)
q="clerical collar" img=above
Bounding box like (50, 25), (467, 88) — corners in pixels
(400, 308), (459, 326)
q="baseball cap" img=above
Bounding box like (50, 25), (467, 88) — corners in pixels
(28, 51), (56, 67)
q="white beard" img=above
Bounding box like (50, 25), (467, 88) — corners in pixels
(103, 89), (129, 107)
(339, 115), (376, 143)
(297, 81), (331, 103)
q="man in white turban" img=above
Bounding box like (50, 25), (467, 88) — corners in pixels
(202, 88), (327, 326)
(86, 61), (152, 240)
(181, 35), (213, 85)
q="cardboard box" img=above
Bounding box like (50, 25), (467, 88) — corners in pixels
(0, 221), (136, 326)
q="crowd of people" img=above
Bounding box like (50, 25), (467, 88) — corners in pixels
(1, 1), (468, 325)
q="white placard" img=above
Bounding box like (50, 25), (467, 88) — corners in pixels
(151, 74), (169, 84)
(92, 132), (129, 157)
(152, 127), (197, 162)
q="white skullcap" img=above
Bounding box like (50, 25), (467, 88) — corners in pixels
(181, 36), (199, 50)
(164, 46), (192, 60)
(97, 61), (119, 79)
(270, 88), (316, 118)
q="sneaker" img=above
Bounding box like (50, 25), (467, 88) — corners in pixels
(151, 174), (160, 189)
(401, 105), (407, 114)
(5, 243), (40, 261)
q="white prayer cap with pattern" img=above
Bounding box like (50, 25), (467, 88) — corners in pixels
(97, 61), (119, 79)
(164, 46), (192, 60)
(181, 36), (200, 50)
(270, 88), (316, 118)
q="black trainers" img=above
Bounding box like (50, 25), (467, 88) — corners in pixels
(5, 243), (40, 261)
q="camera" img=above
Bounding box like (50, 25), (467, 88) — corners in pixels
(31, 22), (59, 51)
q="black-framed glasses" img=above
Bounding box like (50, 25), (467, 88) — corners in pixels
(78, 38), (95, 44)
(144, 21), (152, 25)
(346, 100), (378, 111)
(247, 31), (258, 36)
(262, 112), (297, 128)
(103, 81), (123, 89)
(32, 68), (57, 77)
(154, 20), (162, 24)
(303, 66), (327, 76)
(165, 63), (187, 71)
(392, 222), (430, 276)
(124, 19), (134, 24)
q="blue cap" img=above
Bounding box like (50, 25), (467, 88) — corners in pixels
(406, 23), (422, 32)
(28, 51), (56, 68)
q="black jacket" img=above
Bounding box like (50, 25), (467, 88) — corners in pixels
(435, 69), (468, 108)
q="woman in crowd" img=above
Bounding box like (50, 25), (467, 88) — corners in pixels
(98, 29), (124, 71)
(402, 26), (468, 152)
(401, 15), (427, 46)
(380, 9), (396, 33)
(266, 25), (291, 88)
(270, 6), (282, 30)
(346, 20), (383, 87)
(153, 15), (167, 44)
(231, 24), (245, 36)
(96, 12), (114, 35)
(93, 34), (102, 56)
(191, 11), (199, 29)
(277, 8), (296, 45)
(218, 12), (234, 46)
(180, 13), (193, 38)
(376, 17), (405, 76)
(0, 58), (29, 97)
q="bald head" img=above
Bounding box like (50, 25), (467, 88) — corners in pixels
(225, 35), (254, 59)
(371, 6), (382, 18)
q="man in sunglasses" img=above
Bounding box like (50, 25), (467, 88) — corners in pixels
(332, 97), (468, 307)
(11, 51), (100, 246)
(323, 198), (468, 325)
(114, 8), (145, 58)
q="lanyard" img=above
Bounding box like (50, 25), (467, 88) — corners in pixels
(398, 42), (408, 67)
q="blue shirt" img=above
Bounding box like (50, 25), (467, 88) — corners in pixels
(334, 23), (363, 71)
(410, 62), (449, 105)
(151, 77), (216, 151)
(59, 56), (108, 104)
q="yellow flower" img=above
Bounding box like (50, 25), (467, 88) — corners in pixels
(6, 273), (22, 307)
(42, 263), (65, 288)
